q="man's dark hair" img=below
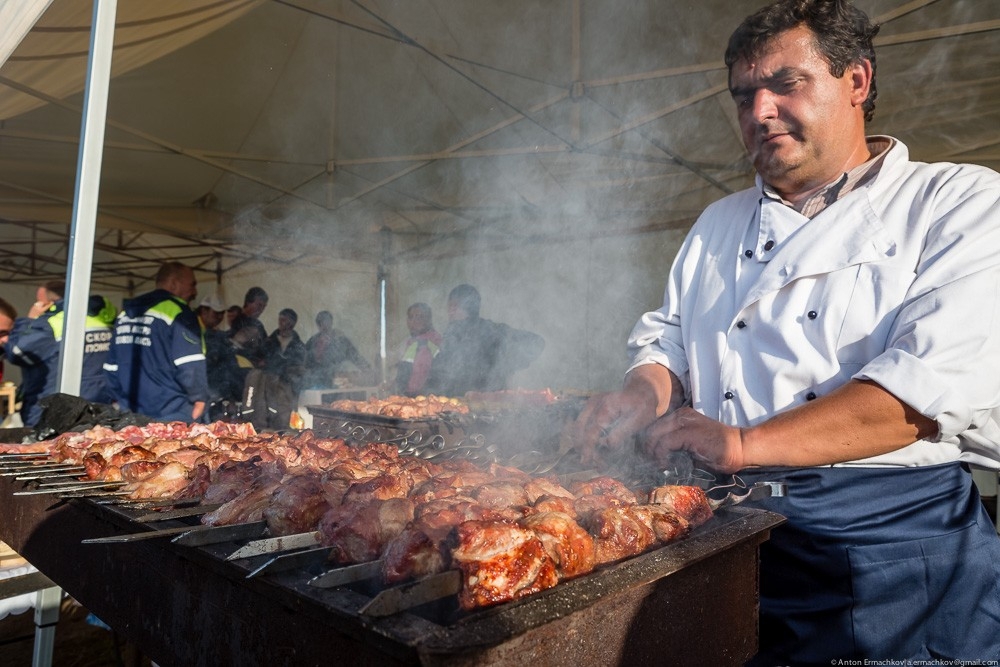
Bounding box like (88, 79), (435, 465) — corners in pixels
(408, 302), (432, 319)
(0, 296), (17, 320)
(279, 308), (298, 325)
(448, 284), (481, 319)
(87, 295), (115, 320)
(43, 280), (66, 299)
(725, 0), (880, 121)
(243, 286), (269, 306)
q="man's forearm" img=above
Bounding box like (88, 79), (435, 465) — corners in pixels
(623, 363), (685, 417)
(741, 379), (938, 467)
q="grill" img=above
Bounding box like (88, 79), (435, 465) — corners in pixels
(307, 398), (589, 474)
(0, 469), (783, 666)
(306, 399), (583, 448)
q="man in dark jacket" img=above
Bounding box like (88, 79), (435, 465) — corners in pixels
(228, 286), (269, 369)
(302, 310), (372, 389)
(197, 295), (243, 405)
(104, 262), (209, 422)
(244, 307), (306, 430)
(5, 284), (117, 426)
(426, 284), (545, 396)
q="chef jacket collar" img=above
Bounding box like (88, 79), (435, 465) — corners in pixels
(758, 136), (894, 217)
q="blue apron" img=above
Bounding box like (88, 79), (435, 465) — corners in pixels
(740, 463), (1000, 665)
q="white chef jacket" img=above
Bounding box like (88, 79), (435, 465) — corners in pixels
(628, 138), (1000, 468)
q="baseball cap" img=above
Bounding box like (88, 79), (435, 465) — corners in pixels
(198, 295), (226, 312)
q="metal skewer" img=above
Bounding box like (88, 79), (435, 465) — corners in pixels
(58, 489), (132, 499)
(82, 524), (212, 544)
(0, 452), (50, 460)
(15, 470), (88, 481)
(309, 560), (381, 589)
(14, 481), (126, 495)
(245, 547), (333, 578)
(1, 463), (83, 476)
(131, 503), (222, 523)
(171, 521), (268, 547)
(36, 478), (123, 489)
(359, 570), (462, 617)
(225, 531), (322, 561)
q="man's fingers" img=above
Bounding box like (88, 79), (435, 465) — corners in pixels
(571, 394), (630, 465)
(571, 389), (660, 467)
(601, 413), (640, 451)
(640, 408), (743, 474)
(575, 394), (616, 436)
(569, 399), (606, 462)
(640, 410), (692, 462)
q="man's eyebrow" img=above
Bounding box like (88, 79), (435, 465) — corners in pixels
(729, 66), (800, 97)
(729, 84), (752, 98)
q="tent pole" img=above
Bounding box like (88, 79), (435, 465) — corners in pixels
(43, 3), (118, 663)
(58, 0), (118, 396)
(377, 227), (391, 392)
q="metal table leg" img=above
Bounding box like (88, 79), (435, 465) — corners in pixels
(32, 586), (61, 667)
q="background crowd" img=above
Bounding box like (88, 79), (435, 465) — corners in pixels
(0, 267), (544, 431)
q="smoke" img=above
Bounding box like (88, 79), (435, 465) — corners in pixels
(10, 1), (994, 396)
(191, 1), (763, 395)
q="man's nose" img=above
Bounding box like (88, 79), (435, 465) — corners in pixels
(750, 89), (779, 123)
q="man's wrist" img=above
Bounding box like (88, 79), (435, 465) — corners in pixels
(738, 424), (764, 468)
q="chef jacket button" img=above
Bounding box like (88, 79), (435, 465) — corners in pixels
(736, 320), (747, 329)
(806, 391), (817, 401)
(807, 310), (818, 319)
(743, 249), (753, 258)
(724, 391), (734, 400)
(763, 240), (775, 251)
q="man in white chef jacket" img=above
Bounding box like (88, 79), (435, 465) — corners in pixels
(574, 0), (1000, 663)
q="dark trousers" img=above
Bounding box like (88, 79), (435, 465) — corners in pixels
(241, 369), (295, 431)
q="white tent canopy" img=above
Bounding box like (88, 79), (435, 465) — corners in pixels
(0, 0), (54, 68)
(2, 0), (1000, 392)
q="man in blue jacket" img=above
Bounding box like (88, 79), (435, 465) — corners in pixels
(104, 262), (209, 422)
(5, 283), (117, 427)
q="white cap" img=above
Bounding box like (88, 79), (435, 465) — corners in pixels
(198, 295), (226, 312)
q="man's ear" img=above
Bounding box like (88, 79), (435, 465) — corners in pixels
(849, 59), (873, 108)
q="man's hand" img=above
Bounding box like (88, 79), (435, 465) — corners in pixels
(27, 300), (51, 319)
(571, 388), (658, 465)
(641, 407), (745, 474)
(192, 401), (206, 421)
(569, 364), (684, 465)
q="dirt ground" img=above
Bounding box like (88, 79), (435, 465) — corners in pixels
(0, 598), (152, 667)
